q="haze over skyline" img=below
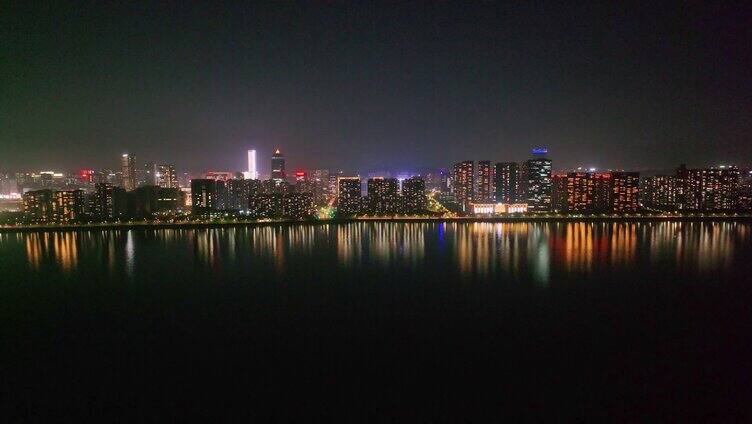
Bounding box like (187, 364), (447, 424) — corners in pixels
(3, 2), (751, 173)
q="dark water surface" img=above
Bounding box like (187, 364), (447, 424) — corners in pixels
(2, 222), (752, 420)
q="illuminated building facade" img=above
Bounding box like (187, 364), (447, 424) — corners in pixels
(271, 149), (286, 182)
(366, 178), (400, 214)
(401, 177), (427, 214)
(94, 183), (126, 219)
(52, 190), (84, 223)
(677, 165), (740, 211)
(337, 177), (361, 216)
(282, 192), (314, 218)
(494, 162), (520, 203)
(611, 172), (640, 213)
(452, 161), (474, 208)
(191, 179), (216, 214)
(227, 179), (261, 211)
(121, 154), (136, 191)
(469, 202), (528, 215)
(551, 172), (568, 212)
(523, 154), (552, 212)
(154, 164), (178, 188)
(246, 149), (258, 180)
(640, 175), (678, 211)
(476, 160), (492, 202)
(23, 189), (53, 223)
(248, 193), (282, 218)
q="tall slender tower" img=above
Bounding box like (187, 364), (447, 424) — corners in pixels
(271, 149), (285, 182)
(121, 153), (136, 191)
(247, 149), (258, 180)
(476, 160), (492, 202)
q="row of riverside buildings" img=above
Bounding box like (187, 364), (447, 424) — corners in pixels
(21, 185), (185, 224)
(190, 175), (428, 218)
(449, 150), (752, 215)
(17, 147), (752, 223)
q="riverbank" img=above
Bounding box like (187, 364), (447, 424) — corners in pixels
(2, 214), (752, 233)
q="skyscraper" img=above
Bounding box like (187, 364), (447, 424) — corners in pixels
(677, 165), (739, 211)
(551, 172), (568, 212)
(401, 177), (427, 214)
(52, 190), (85, 223)
(271, 149), (286, 182)
(476, 160), (492, 202)
(452, 161), (474, 209)
(494, 162), (520, 203)
(641, 175), (678, 211)
(337, 177), (361, 216)
(22, 189), (53, 223)
(611, 172), (640, 213)
(523, 150), (552, 212)
(154, 164), (178, 188)
(366, 178), (400, 214)
(246, 149), (258, 180)
(121, 154), (136, 191)
(94, 183), (126, 220)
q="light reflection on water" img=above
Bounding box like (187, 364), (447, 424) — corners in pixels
(4, 222), (748, 283)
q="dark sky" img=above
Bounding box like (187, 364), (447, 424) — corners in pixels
(2, 1), (751, 174)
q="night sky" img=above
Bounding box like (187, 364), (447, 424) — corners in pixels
(3, 1), (751, 174)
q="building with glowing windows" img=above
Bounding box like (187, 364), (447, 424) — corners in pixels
(337, 177), (362, 216)
(154, 164), (178, 188)
(22, 189), (53, 223)
(476, 160), (492, 202)
(494, 162), (520, 203)
(366, 178), (400, 214)
(452, 161), (474, 209)
(640, 175), (678, 211)
(52, 190), (85, 223)
(401, 177), (427, 214)
(677, 165), (739, 211)
(271, 149), (286, 182)
(121, 154), (136, 191)
(191, 179), (216, 214)
(522, 152), (552, 212)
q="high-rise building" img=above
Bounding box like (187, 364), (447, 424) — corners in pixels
(94, 183), (126, 220)
(551, 172), (568, 212)
(611, 172), (640, 213)
(677, 165), (739, 211)
(523, 151), (552, 212)
(191, 179), (217, 214)
(311, 169), (330, 206)
(227, 179), (261, 211)
(154, 164), (178, 188)
(494, 162), (520, 203)
(366, 178), (400, 214)
(337, 177), (361, 216)
(271, 149), (286, 182)
(452, 161), (474, 209)
(476, 161), (492, 202)
(248, 193), (282, 218)
(401, 177), (427, 214)
(52, 190), (84, 223)
(640, 175), (678, 211)
(246, 149), (258, 180)
(121, 154), (136, 191)
(282, 192), (314, 218)
(22, 189), (53, 223)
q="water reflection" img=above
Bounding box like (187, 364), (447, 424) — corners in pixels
(10, 222), (749, 283)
